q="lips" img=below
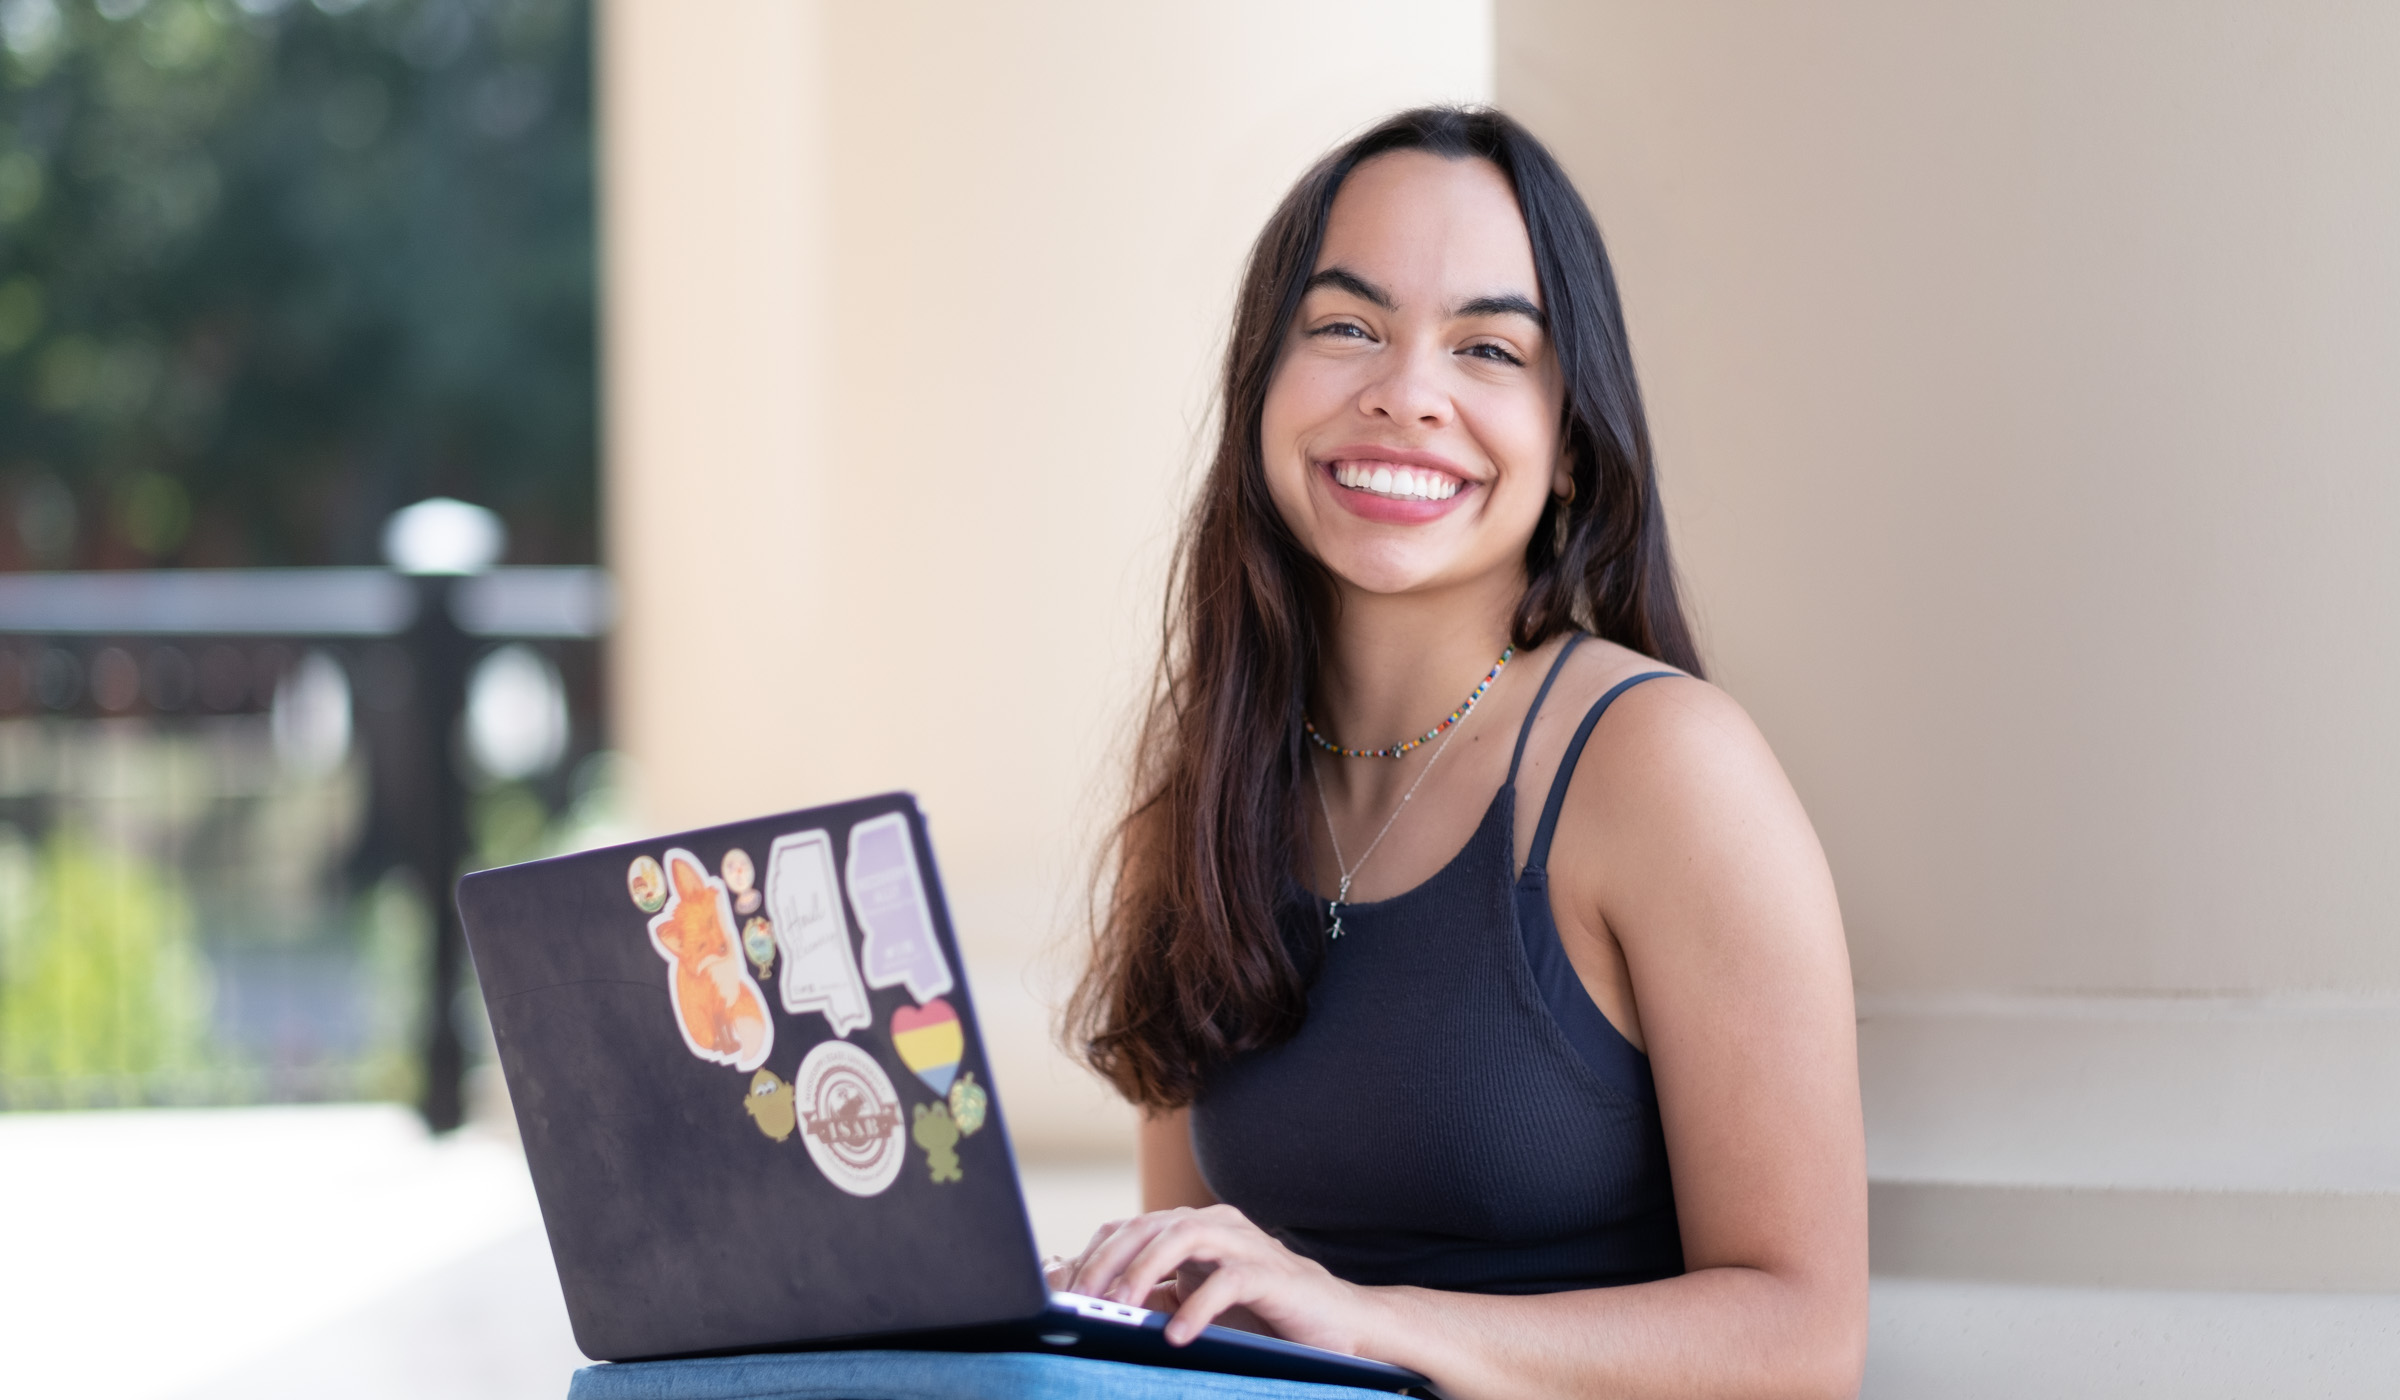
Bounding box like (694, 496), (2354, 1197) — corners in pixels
(1317, 450), (1475, 524)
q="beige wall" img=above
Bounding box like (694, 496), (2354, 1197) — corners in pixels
(1500, 1), (2400, 996)
(603, 1), (1492, 1151)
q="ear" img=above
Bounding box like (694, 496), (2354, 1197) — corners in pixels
(667, 853), (709, 900)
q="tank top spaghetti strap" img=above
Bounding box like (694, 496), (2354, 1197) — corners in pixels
(1190, 634), (1685, 1295)
(1513, 645), (1679, 1095)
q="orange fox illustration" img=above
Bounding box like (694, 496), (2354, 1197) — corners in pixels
(646, 848), (774, 1071)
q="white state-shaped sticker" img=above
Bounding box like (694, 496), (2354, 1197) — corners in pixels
(844, 812), (954, 1004)
(764, 829), (873, 1038)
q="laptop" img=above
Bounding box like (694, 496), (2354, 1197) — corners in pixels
(457, 790), (1428, 1393)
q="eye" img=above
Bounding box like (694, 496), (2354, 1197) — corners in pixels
(1460, 342), (1525, 367)
(1308, 320), (1371, 341)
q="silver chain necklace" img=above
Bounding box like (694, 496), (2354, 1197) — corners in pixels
(1308, 704), (1471, 938)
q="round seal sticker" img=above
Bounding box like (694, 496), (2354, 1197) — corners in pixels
(792, 1040), (906, 1197)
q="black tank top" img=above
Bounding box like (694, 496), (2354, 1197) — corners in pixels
(1191, 637), (1684, 1295)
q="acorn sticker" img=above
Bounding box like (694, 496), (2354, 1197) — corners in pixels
(744, 1067), (796, 1142)
(948, 1071), (987, 1137)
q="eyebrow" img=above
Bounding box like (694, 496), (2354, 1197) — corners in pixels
(1453, 292), (1546, 328)
(1304, 267), (1393, 309)
(1304, 267), (1546, 328)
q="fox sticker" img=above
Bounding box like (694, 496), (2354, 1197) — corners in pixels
(646, 847), (775, 1072)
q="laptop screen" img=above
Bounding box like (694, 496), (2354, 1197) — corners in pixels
(460, 792), (1045, 1361)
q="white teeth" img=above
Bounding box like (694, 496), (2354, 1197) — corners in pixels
(1332, 460), (1464, 501)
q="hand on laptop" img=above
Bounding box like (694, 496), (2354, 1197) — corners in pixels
(1056, 1204), (1378, 1354)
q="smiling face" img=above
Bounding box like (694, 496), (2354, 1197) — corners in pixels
(1261, 151), (1568, 604)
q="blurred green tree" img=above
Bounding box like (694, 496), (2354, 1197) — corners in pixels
(0, 0), (593, 570)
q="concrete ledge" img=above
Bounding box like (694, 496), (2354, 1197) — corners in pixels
(1864, 1278), (2400, 1400)
(1871, 1180), (2400, 1291)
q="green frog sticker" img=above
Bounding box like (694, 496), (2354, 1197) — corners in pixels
(912, 1101), (962, 1183)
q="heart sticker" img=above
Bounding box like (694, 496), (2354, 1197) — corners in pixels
(890, 998), (964, 1095)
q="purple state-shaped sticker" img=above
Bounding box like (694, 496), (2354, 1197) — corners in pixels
(844, 812), (954, 1005)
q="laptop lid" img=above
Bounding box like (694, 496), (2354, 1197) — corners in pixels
(459, 791), (1047, 1362)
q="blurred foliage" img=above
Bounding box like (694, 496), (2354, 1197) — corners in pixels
(350, 861), (429, 1100)
(0, 821), (214, 1098)
(0, 0), (593, 571)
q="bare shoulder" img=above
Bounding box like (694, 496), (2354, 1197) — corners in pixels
(1541, 641), (1833, 953)
(1509, 640), (1757, 835)
(1549, 640), (1787, 817)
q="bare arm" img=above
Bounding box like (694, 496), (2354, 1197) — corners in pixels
(1070, 678), (1866, 1399)
(1359, 678), (1866, 1397)
(1139, 1108), (1218, 1211)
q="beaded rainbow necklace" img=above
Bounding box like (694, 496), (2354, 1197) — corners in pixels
(1303, 646), (1515, 759)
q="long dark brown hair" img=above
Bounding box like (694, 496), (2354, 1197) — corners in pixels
(1070, 107), (1702, 1111)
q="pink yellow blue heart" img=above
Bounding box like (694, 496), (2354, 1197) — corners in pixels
(890, 998), (963, 1095)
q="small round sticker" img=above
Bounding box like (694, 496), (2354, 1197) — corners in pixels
(742, 916), (776, 979)
(627, 854), (666, 913)
(793, 1040), (906, 1197)
(721, 847), (755, 894)
(734, 887), (762, 916)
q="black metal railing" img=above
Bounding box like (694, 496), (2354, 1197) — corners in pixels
(0, 564), (610, 1131)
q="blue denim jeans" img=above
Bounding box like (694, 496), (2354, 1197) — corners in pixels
(566, 1350), (1404, 1399)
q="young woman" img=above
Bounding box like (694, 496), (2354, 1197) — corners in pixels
(1060, 107), (1867, 1399)
(572, 106), (1861, 1400)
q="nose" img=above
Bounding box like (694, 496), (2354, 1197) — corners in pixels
(1355, 338), (1453, 429)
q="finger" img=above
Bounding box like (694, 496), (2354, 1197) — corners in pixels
(1164, 1262), (1257, 1346)
(1067, 1211), (1180, 1299)
(1109, 1217), (1242, 1308)
(1059, 1217), (1140, 1292)
(1067, 1218), (1130, 1274)
(1078, 1219), (1128, 1258)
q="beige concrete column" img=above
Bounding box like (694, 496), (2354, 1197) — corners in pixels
(1499, 0), (2400, 997)
(601, 0), (834, 829)
(1497, 1), (2400, 1322)
(603, 1), (1492, 1154)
